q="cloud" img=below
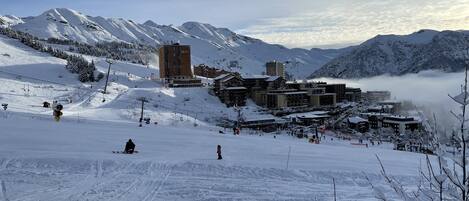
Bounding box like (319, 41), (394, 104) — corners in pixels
(238, 0), (469, 48)
(311, 70), (465, 129)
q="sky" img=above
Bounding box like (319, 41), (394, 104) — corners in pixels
(1, 0), (469, 49)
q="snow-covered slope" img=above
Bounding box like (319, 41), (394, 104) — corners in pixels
(7, 8), (349, 79)
(309, 29), (469, 78)
(0, 32), (271, 126)
(0, 15), (23, 27)
(0, 110), (425, 201)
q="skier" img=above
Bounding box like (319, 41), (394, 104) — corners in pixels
(124, 139), (136, 154)
(217, 145), (222, 160)
(53, 103), (63, 122)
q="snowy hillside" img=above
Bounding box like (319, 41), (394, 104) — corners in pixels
(5, 8), (349, 78)
(0, 15), (23, 27)
(0, 32), (271, 126)
(309, 29), (469, 78)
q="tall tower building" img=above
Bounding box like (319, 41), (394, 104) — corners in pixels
(266, 61), (285, 78)
(159, 44), (193, 80)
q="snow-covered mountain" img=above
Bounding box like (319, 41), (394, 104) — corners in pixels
(0, 15), (23, 27)
(4, 8), (349, 78)
(309, 29), (469, 78)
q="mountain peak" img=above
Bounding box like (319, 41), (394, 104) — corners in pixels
(180, 21), (216, 31)
(364, 29), (439, 46)
(43, 8), (80, 16)
(143, 20), (159, 27)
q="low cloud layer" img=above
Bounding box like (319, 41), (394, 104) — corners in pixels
(239, 0), (469, 48)
(312, 70), (466, 129)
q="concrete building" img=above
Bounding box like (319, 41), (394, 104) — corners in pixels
(266, 61), (285, 78)
(364, 91), (391, 102)
(345, 87), (362, 102)
(361, 113), (421, 135)
(319, 83), (346, 102)
(382, 116), (421, 135)
(159, 44), (202, 87)
(159, 44), (192, 79)
(310, 93), (336, 107)
(266, 89), (309, 109)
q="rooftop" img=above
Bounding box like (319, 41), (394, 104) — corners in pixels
(348, 116), (368, 124)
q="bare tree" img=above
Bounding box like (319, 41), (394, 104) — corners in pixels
(372, 50), (469, 200)
(445, 50), (469, 200)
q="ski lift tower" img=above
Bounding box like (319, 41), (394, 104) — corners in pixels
(103, 58), (114, 95)
(233, 104), (244, 128)
(137, 97), (149, 127)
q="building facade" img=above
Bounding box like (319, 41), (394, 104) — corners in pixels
(266, 61), (285, 78)
(213, 73), (247, 107)
(159, 44), (193, 79)
(158, 44), (202, 87)
(364, 91), (391, 102)
(345, 87), (362, 102)
(319, 84), (346, 102)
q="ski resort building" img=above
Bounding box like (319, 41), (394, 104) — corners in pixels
(213, 73), (247, 107)
(347, 116), (369, 133)
(212, 74), (354, 115)
(309, 93), (337, 107)
(285, 111), (331, 126)
(319, 83), (346, 102)
(382, 116), (421, 135)
(193, 64), (230, 78)
(364, 91), (391, 102)
(377, 101), (402, 114)
(158, 43), (202, 87)
(361, 113), (422, 135)
(345, 87), (362, 102)
(266, 89), (309, 109)
(265, 61), (285, 78)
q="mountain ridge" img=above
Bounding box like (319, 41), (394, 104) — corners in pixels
(2, 8), (350, 79)
(309, 29), (469, 78)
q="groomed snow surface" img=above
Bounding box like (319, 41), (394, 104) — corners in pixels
(0, 114), (424, 201)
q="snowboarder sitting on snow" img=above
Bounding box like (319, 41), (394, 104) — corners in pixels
(217, 145), (222, 160)
(124, 139), (136, 154)
(53, 103), (63, 122)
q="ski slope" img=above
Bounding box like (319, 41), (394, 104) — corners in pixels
(0, 114), (424, 201)
(0, 29), (428, 200)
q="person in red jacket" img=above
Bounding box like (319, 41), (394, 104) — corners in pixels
(217, 145), (222, 160)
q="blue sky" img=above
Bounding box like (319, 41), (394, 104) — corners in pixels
(1, 0), (469, 48)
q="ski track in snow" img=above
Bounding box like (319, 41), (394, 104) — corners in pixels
(0, 158), (413, 201)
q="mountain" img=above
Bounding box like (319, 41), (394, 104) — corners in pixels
(0, 15), (23, 27)
(4, 8), (349, 78)
(309, 29), (469, 78)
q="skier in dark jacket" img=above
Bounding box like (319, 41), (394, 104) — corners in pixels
(125, 139), (136, 154)
(217, 145), (222, 160)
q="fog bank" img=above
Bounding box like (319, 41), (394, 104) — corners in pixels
(311, 70), (465, 129)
